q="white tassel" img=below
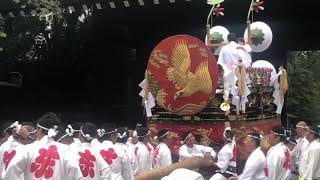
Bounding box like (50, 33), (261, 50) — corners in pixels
(48, 125), (58, 138)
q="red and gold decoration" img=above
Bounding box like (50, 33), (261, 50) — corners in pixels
(146, 35), (218, 116)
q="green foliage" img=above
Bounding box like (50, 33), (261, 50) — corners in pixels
(251, 28), (265, 46)
(210, 32), (223, 44)
(287, 51), (320, 125)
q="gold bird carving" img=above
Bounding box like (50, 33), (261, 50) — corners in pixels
(166, 40), (213, 100)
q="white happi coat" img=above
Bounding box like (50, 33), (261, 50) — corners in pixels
(153, 142), (172, 169)
(238, 147), (267, 180)
(299, 139), (320, 180)
(217, 41), (238, 101)
(0, 136), (23, 179)
(265, 142), (291, 180)
(98, 142), (134, 180)
(236, 44), (252, 68)
(64, 142), (111, 180)
(2, 136), (68, 180)
(134, 141), (154, 175)
(296, 137), (309, 171)
(125, 139), (138, 175)
(179, 144), (216, 161)
(210, 141), (237, 180)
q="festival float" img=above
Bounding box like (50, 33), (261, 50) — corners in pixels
(137, 0), (287, 178)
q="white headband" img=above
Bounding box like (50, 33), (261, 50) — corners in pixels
(247, 134), (263, 140)
(37, 124), (59, 138)
(181, 133), (192, 144)
(80, 128), (94, 141)
(307, 127), (320, 135)
(117, 132), (127, 139)
(154, 131), (169, 140)
(57, 125), (80, 142)
(296, 125), (307, 129)
(271, 130), (286, 136)
(137, 130), (150, 138)
(3, 121), (20, 133)
(97, 129), (116, 137)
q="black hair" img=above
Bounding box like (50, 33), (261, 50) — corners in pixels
(2, 121), (16, 136)
(271, 126), (286, 142)
(247, 133), (261, 147)
(227, 33), (237, 42)
(224, 129), (234, 142)
(81, 122), (98, 142)
(136, 127), (149, 142)
(116, 127), (128, 144)
(100, 123), (116, 141)
(181, 131), (192, 143)
(37, 112), (61, 135)
(308, 126), (320, 139)
(158, 129), (169, 143)
(236, 37), (245, 44)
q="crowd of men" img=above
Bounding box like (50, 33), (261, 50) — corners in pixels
(0, 112), (319, 180)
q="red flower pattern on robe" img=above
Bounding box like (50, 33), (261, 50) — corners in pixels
(231, 144), (238, 161)
(100, 148), (117, 165)
(3, 150), (16, 170)
(79, 150), (96, 178)
(152, 147), (160, 167)
(134, 147), (139, 157)
(147, 144), (152, 153)
(30, 145), (60, 178)
(283, 148), (291, 170)
(264, 167), (268, 177)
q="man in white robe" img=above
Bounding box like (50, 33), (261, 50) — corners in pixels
(265, 126), (291, 180)
(217, 33), (239, 110)
(2, 112), (69, 180)
(179, 132), (216, 162)
(294, 122), (309, 175)
(229, 133), (267, 180)
(64, 122), (111, 180)
(299, 126), (320, 180)
(98, 127), (134, 180)
(134, 127), (154, 175)
(0, 122), (35, 179)
(210, 123), (237, 180)
(236, 38), (252, 68)
(153, 129), (172, 169)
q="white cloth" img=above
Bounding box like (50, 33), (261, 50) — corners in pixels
(214, 141), (237, 175)
(217, 41), (238, 101)
(161, 168), (205, 180)
(134, 142), (153, 175)
(236, 44), (252, 68)
(117, 143), (138, 176)
(265, 142), (291, 180)
(296, 137), (309, 173)
(153, 142), (172, 169)
(68, 138), (82, 149)
(139, 79), (156, 117)
(2, 136), (69, 180)
(178, 144), (216, 161)
(238, 147), (267, 180)
(64, 142), (111, 180)
(91, 138), (102, 147)
(299, 139), (320, 180)
(0, 136), (23, 179)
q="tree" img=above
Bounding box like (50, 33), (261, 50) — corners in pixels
(287, 50), (320, 126)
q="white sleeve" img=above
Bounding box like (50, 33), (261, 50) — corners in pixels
(179, 145), (193, 161)
(136, 148), (150, 174)
(302, 147), (319, 180)
(216, 148), (231, 172)
(2, 147), (28, 180)
(198, 145), (216, 159)
(121, 153), (134, 180)
(159, 148), (172, 167)
(266, 151), (284, 180)
(239, 155), (263, 180)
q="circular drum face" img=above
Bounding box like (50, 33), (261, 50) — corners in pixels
(147, 35), (218, 115)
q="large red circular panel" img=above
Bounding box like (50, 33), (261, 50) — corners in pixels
(146, 35), (218, 115)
